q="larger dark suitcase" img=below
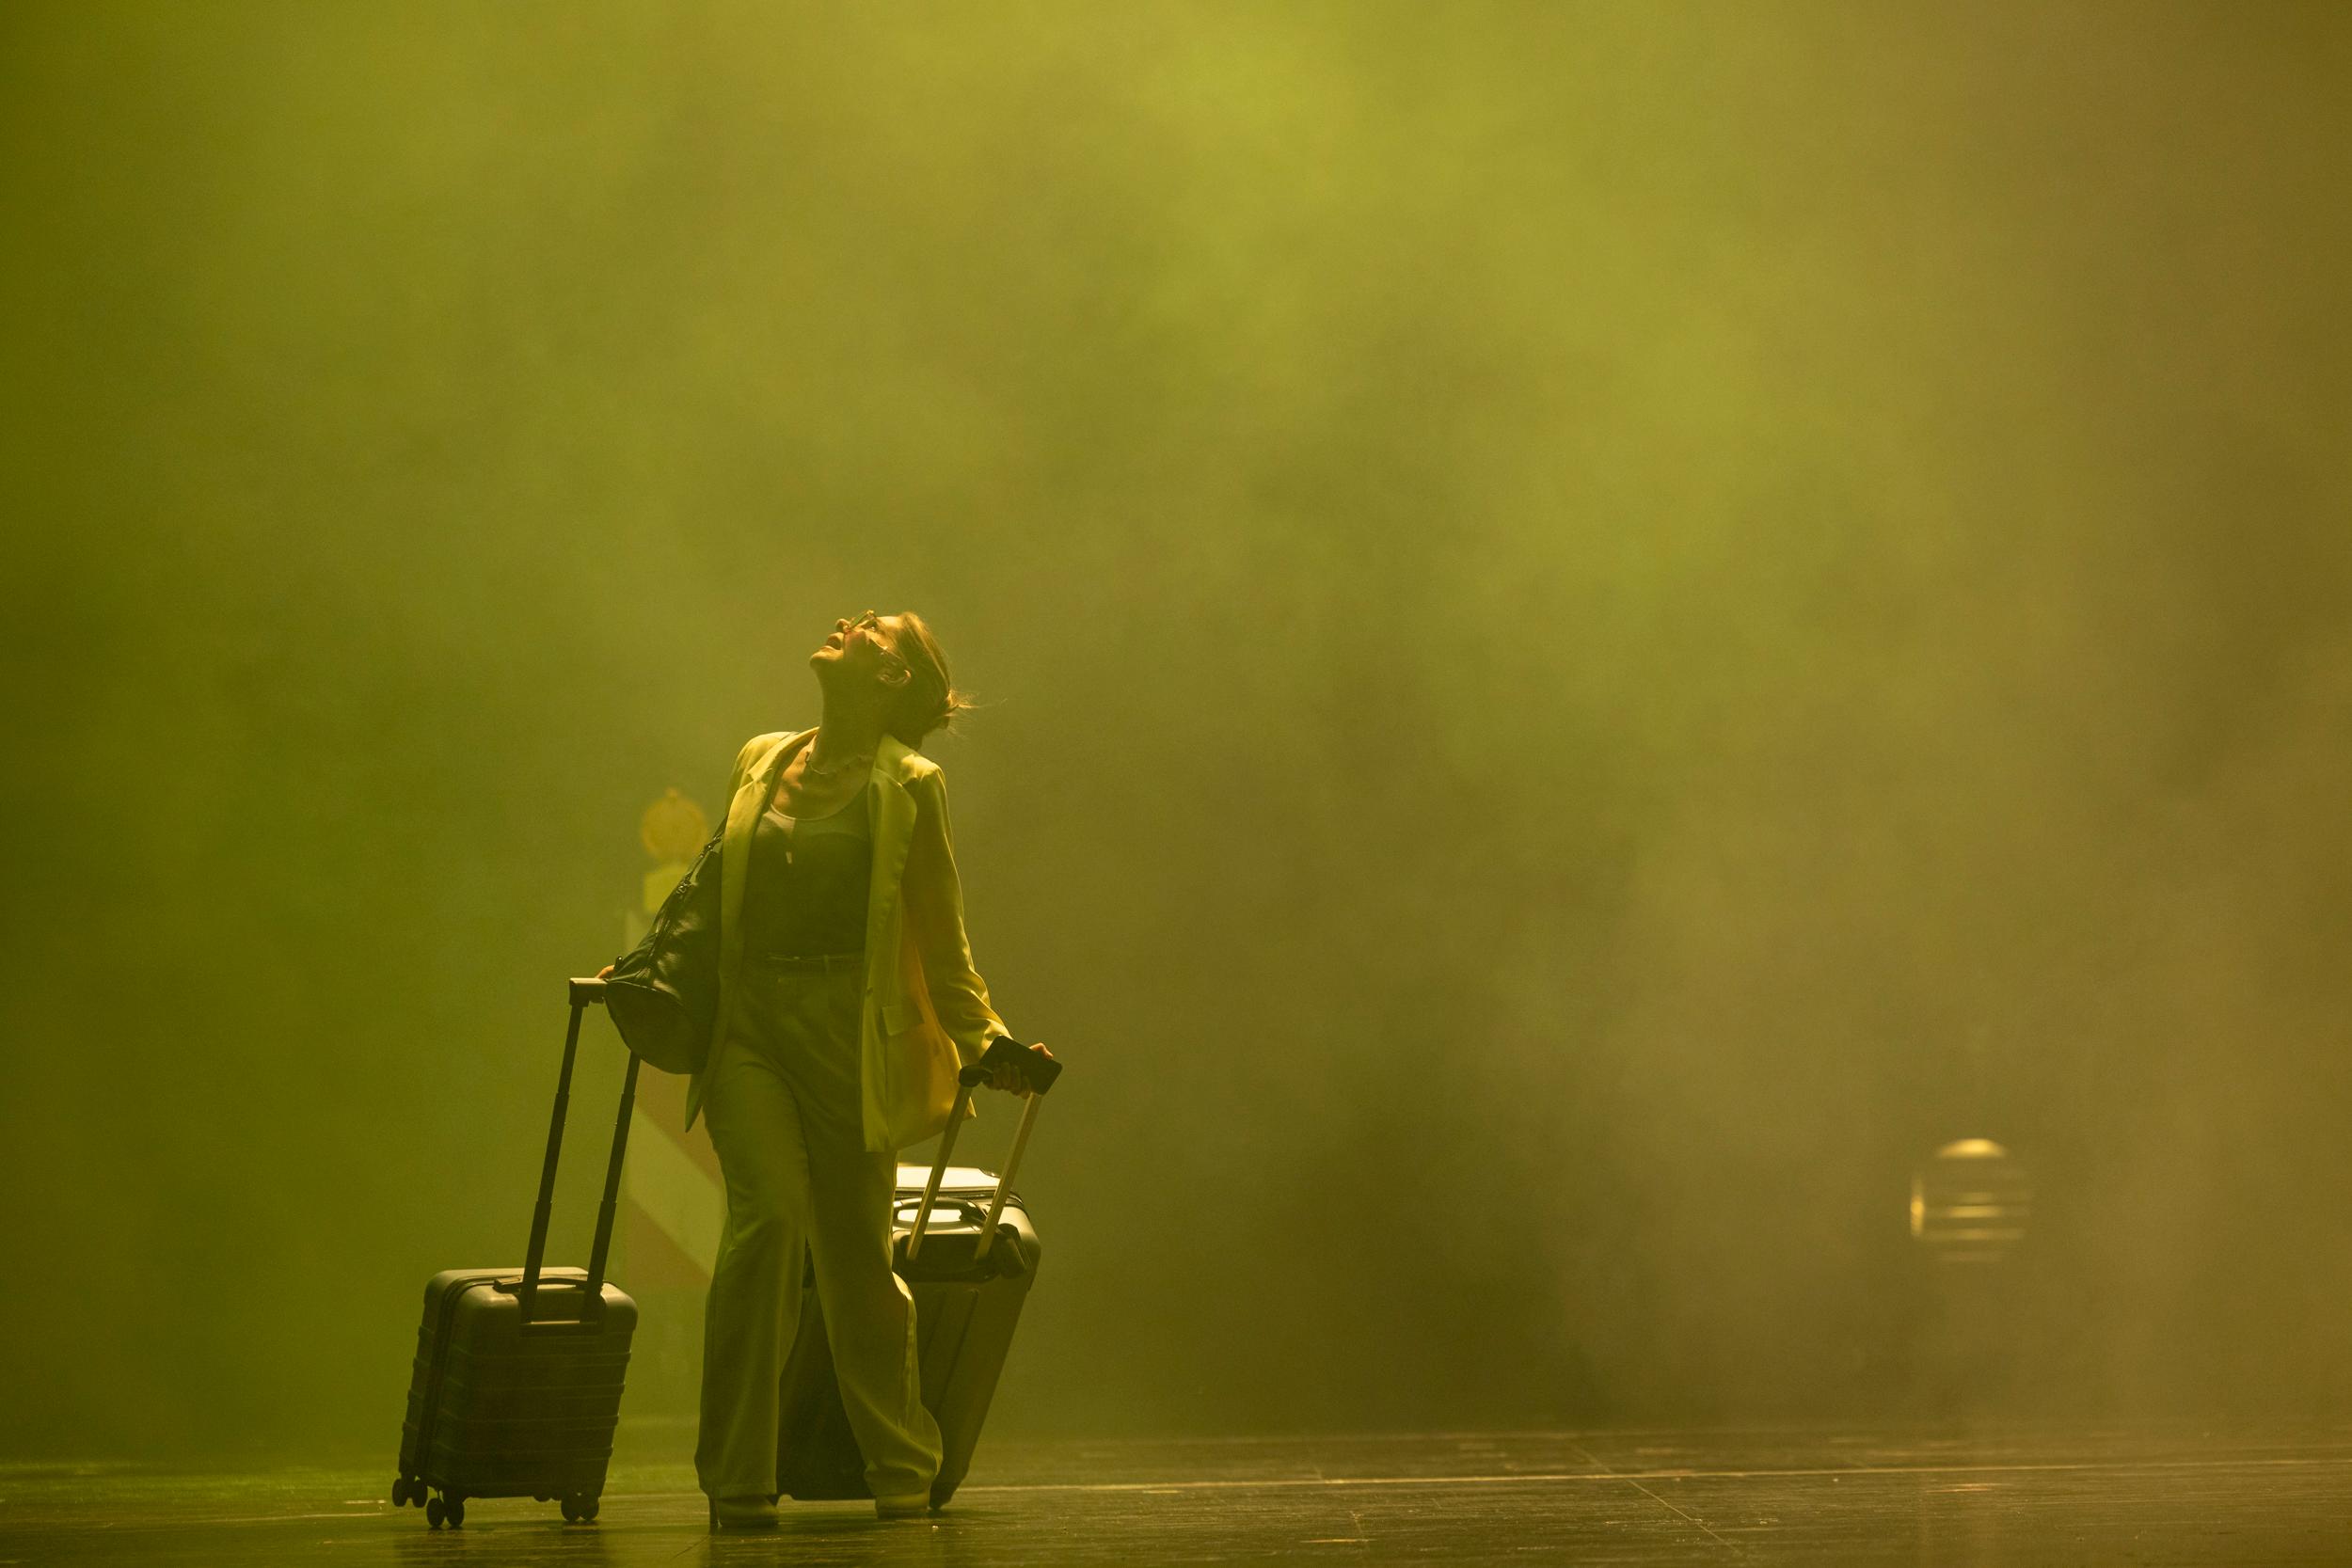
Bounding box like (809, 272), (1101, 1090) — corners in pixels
(393, 977), (640, 1528)
(776, 1037), (1062, 1508)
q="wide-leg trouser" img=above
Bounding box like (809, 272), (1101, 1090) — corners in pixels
(693, 958), (943, 1501)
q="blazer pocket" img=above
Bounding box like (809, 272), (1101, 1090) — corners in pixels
(881, 997), (923, 1037)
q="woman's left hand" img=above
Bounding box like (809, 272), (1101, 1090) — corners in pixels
(987, 1040), (1054, 1097)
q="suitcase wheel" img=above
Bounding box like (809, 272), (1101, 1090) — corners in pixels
(425, 1495), (465, 1528)
(561, 1494), (599, 1523)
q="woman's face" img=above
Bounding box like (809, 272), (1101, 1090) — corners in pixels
(809, 610), (913, 693)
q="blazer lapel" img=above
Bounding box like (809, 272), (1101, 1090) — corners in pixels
(866, 736), (917, 956)
(719, 727), (809, 976)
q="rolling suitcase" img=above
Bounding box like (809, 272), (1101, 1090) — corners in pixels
(393, 977), (640, 1528)
(775, 1036), (1063, 1508)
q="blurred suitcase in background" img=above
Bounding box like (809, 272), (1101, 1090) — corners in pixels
(393, 978), (640, 1528)
(775, 1037), (1063, 1509)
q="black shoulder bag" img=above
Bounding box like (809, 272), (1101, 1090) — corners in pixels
(601, 827), (723, 1075)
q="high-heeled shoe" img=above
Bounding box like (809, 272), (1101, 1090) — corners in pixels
(708, 1494), (781, 1530)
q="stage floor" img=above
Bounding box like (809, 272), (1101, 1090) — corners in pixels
(6, 1421), (2350, 1564)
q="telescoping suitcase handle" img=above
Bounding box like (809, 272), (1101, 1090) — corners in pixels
(904, 1035), (1062, 1267)
(511, 976), (638, 1331)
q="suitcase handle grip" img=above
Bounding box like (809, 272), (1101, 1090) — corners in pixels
(490, 1275), (608, 1333)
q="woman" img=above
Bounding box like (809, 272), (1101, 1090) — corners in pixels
(621, 610), (1046, 1529)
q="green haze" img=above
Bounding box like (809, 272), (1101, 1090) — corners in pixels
(4, 0), (2349, 1455)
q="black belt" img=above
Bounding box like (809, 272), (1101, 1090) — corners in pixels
(749, 950), (864, 972)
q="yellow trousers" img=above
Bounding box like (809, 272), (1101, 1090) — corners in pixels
(693, 958), (943, 1500)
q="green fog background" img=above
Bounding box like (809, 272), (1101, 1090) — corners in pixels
(4, 1), (2349, 1455)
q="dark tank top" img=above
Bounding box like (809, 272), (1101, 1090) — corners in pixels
(739, 781), (872, 959)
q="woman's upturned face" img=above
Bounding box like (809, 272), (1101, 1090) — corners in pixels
(809, 610), (913, 693)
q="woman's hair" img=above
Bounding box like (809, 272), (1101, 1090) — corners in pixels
(886, 611), (976, 749)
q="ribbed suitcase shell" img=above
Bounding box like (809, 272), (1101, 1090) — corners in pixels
(775, 1164), (1040, 1506)
(399, 1267), (637, 1508)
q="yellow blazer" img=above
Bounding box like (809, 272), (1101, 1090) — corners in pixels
(683, 727), (1010, 1153)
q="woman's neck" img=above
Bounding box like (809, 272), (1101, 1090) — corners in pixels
(808, 697), (888, 769)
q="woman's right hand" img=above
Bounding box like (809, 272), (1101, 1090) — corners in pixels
(596, 963), (614, 980)
(987, 1040), (1054, 1097)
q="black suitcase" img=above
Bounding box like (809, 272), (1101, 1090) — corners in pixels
(776, 1037), (1063, 1508)
(393, 977), (640, 1528)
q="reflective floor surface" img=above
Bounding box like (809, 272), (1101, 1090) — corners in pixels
(6, 1421), (2350, 1565)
